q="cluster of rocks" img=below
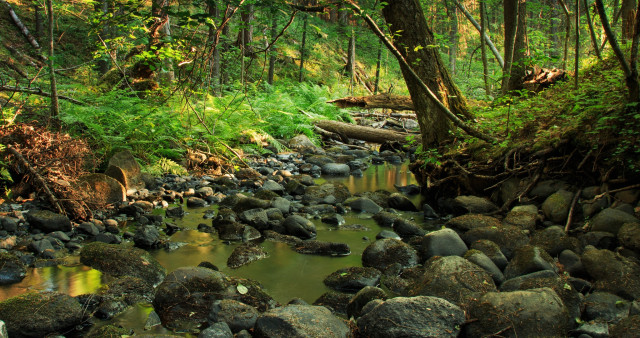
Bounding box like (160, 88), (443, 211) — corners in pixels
(1, 137), (640, 336)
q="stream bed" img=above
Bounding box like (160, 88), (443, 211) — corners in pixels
(0, 162), (432, 334)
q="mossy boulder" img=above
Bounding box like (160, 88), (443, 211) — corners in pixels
(323, 267), (381, 292)
(503, 210), (538, 231)
(227, 243), (268, 268)
(25, 210), (71, 233)
(530, 226), (582, 256)
(451, 195), (498, 214)
(409, 255), (497, 307)
(464, 288), (573, 337)
(618, 222), (640, 252)
(470, 239), (509, 270)
(0, 252), (26, 285)
(462, 225), (530, 259)
(362, 238), (419, 271)
(610, 315), (640, 338)
(303, 182), (351, 204)
(357, 296), (465, 338)
(445, 214), (502, 233)
(541, 189), (574, 224)
(504, 245), (558, 280)
(79, 242), (166, 286)
(0, 291), (84, 338)
(581, 248), (640, 300)
(590, 208), (639, 235)
(254, 305), (350, 338)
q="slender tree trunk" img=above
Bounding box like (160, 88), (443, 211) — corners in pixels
(159, 15), (175, 83)
(268, 8), (277, 85)
(622, 0), (636, 43)
(208, 0), (221, 94)
(575, 0), (580, 89)
(381, 0), (471, 145)
(46, 0), (59, 119)
(480, 0), (491, 95)
(220, 6), (231, 88)
(447, 1), (458, 74)
(585, 0), (602, 59)
(506, 0), (527, 92)
(299, 14), (307, 83)
(238, 4), (254, 56)
(374, 40), (383, 94)
(454, 0), (504, 68)
(34, 1), (43, 39)
(346, 29), (356, 93)
(558, 0), (571, 70)
(502, 0), (519, 94)
(94, 0), (110, 74)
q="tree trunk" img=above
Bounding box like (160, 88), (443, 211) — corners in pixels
(575, 0), (580, 89)
(208, 0), (221, 94)
(46, 0), (59, 119)
(268, 8), (277, 85)
(374, 40), (383, 94)
(238, 4), (254, 56)
(585, 0), (602, 59)
(299, 14), (308, 83)
(480, 0), (491, 95)
(328, 93), (414, 110)
(94, 0), (110, 75)
(502, 0), (527, 94)
(558, 0), (571, 70)
(454, 0), (504, 68)
(315, 120), (413, 143)
(34, 1), (43, 39)
(381, 0), (470, 146)
(622, 0), (636, 43)
(346, 29), (356, 92)
(447, 0), (458, 74)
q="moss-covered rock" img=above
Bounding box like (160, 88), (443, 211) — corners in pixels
(409, 255), (497, 308)
(255, 305), (350, 338)
(0, 252), (26, 285)
(504, 245), (558, 279)
(609, 315), (640, 338)
(303, 182), (351, 204)
(323, 267), (381, 292)
(464, 288), (573, 337)
(362, 238), (419, 271)
(618, 222), (640, 252)
(530, 225), (582, 256)
(590, 208), (639, 235)
(541, 189), (574, 224)
(462, 225), (530, 259)
(446, 214), (502, 233)
(0, 291), (84, 337)
(581, 248), (640, 300)
(79, 242), (166, 286)
(503, 210), (538, 231)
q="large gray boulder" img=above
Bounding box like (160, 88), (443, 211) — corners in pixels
(452, 195), (498, 214)
(321, 163), (351, 176)
(462, 225), (530, 259)
(419, 228), (468, 261)
(0, 291), (84, 337)
(503, 245), (558, 280)
(323, 267), (381, 292)
(357, 296), (465, 338)
(581, 248), (640, 300)
(106, 149), (143, 189)
(541, 189), (574, 224)
(283, 215), (316, 239)
(464, 288), (573, 337)
(254, 305), (350, 338)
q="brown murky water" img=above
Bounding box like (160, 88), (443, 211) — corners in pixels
(0, 162), (427, 334)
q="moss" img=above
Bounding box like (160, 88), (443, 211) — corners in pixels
(79, 242), (166, 286)
(254, 189), (280, 200)
(85, 324), (132, 337)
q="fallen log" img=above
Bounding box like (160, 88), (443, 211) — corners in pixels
(522, 67), (567, 92)
(328, 93), (414, 111)
(0, 85), (86, 105)
(315, 120), (414, 143)
(1, 0), (41, 50)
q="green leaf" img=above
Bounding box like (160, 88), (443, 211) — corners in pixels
(237, 284), (248, 295)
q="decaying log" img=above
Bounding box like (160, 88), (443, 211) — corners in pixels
(1, 0), (41, 50)
(6, 145), (64, 214)
(315, 120), (413, 143)
(328, 93), (415, 111)
(522, 67), (567, 92)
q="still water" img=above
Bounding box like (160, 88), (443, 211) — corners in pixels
(0, 162), (425, 333)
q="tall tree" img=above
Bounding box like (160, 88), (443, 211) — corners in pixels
(446, 0), (458, 74)
(502, 0), (528, 94)
(268, 7), (278, 84)
(622, 0), (636, 42)
(381, 0), (471, 145)
(46, 0), (59, 119)
(208, 0), (221, 93)
(299, 13), (308, 83)
(480, 0), (491, 95)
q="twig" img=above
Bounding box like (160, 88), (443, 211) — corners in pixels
(501, 167), (542, 211)
(585, 183), (640, 203)
(564, 189), (582, 233)
(6, 145), (64, 214)
(577, 149), (593, 170)
(0, 85), (86, 105)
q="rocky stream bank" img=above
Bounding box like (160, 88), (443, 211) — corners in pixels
(0, 135), (639, 337)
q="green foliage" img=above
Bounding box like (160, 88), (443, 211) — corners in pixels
(144, 157), (187, 176)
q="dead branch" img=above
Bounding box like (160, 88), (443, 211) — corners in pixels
(0, 85), (86, 105)
(1, 0), (41, 51)
(585, 183), (640, 203)
(329, 93), (414, 111)
(564, 189), (582, 233)
(6, 145), (64, 214)
(315, 120), (412, 143)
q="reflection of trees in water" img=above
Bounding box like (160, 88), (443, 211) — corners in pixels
(0, 265), (102, 301)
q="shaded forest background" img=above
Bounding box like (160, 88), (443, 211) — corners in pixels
(1, 0), (639, 193)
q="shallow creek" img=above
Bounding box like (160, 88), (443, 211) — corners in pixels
(0, 162), (436, 334)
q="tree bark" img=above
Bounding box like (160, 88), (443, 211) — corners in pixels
(46, 0), (59, 119)
(34, 1), (44, 40)
(622, 0), (636, 43)
(502, 0), (527, 94)
(447, 0), (458, 74)
(381, 0), (471, 145)
(480, 0), (491, 95)
(208, 0), (221, 94)
(328, 93), (414, 110)
(2, 0), (41, 50)
(575, 0), (580, 89)
(585, 0), (602, 59)
(315, 120), (413, 143)
(268, 7), (277, 85)
(374, 40), (383, 94)
(558, 0), (571, 70)
(299, 13), (308, 83)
